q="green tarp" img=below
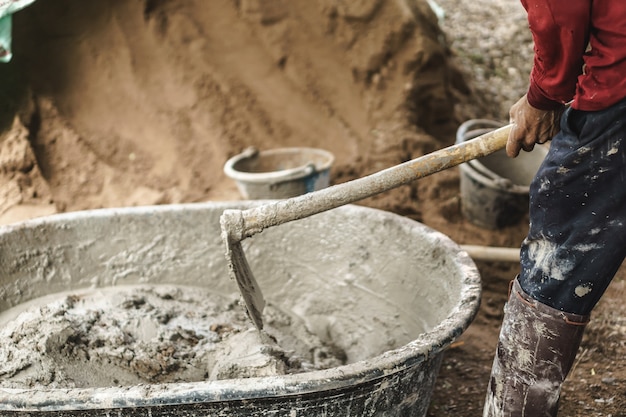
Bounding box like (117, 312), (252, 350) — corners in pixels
(0, 0), (37, 63)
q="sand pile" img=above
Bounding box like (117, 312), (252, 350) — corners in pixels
(1, 0), (467, 223)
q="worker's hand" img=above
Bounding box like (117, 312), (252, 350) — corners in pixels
(506, 95), (564, 158)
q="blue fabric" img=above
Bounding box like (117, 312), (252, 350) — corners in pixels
(518, 97), (626, 315)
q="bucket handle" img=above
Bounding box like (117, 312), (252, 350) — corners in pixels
(268, 162), (317, 189)
(225, 148), (320, 184)
(458, 123), (515, 189)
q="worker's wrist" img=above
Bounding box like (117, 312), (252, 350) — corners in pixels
(526, 84), (567, 111)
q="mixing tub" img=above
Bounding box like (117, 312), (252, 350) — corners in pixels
(0, 202), (481, 416)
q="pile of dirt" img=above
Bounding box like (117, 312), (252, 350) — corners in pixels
(1, 0), (469, 221)
(0, 0), (623, 415)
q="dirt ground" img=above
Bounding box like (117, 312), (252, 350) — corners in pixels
(0, 0), (623, 415)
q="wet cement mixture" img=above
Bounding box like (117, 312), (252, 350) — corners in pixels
(0, 285), (345, 389)
(0, 0), (624, 415)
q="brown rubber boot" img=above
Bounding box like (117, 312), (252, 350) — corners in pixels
(483, 279), (589, 417)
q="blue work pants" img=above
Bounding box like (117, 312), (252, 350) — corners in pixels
(519, 98), (626, 315)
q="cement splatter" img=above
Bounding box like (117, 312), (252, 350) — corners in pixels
(524, 238), (574, 281)
(574, 284), (593, 298)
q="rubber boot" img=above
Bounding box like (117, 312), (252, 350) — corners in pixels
(483, 279), (589, 417)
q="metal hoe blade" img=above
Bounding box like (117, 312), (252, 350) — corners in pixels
(221, 215), (266, 330)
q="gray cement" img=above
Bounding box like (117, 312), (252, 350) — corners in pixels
(0, 284), (344, 389)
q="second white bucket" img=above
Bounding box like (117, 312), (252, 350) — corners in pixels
(456, 119), (548, 229)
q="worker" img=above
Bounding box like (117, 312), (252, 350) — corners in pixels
(483, 1), (626, 416)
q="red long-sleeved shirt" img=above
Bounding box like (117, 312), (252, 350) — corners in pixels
(522, 0), (626, 111)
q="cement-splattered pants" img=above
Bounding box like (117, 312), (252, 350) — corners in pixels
(519, 97), (626, 316)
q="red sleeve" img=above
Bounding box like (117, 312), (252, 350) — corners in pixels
(521, 0), (590, 110)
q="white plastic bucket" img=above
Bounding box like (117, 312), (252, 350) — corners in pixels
(456, 119), (548, 229)
(224, 147), (334, 199)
